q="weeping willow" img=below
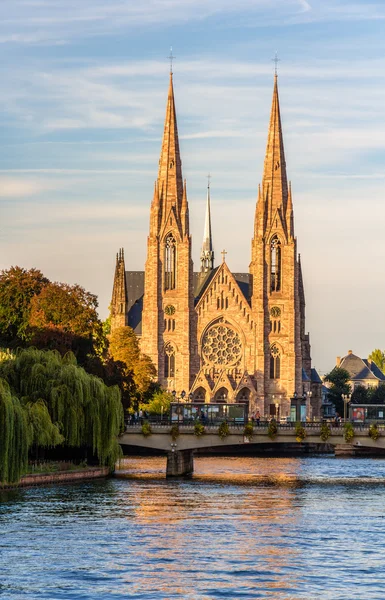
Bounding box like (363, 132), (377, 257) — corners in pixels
(0, 348), (124, 476)
(0, 379), (29, 483)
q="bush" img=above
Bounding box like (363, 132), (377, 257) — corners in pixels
(369, 424), (380, 441)
(267, 420), (278, 440)
(295, 423), (307, 443)
(194, 422), (205, 437)
(141, 421), (152, 437)
(218, 421), (230, 440)
(320, 422), (331, 442)
(343, 422), (355, 443)
(170, 424), (179, 441)
(243, 422), (254, 441)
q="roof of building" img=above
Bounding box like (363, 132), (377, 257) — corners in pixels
(339, 351), (383, 382)
(311, 368), (322, 384)
(302, 367), (310, 382)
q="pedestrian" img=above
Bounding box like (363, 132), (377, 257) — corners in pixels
(139, 408), (143, 423)
(255, 410), (261, 426)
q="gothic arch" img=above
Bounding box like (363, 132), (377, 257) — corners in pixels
(270, 343), (282, 380)
(270, 234), (282, 292)
(192, 387), (206, 403)
(164, 341), (176, 379)
(214, 387), (229, 403)
(236, 387), (251, 402)
(164, 232), (177, 290)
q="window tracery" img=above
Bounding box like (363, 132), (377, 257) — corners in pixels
(270, 344), (281, 379)
(202, 324), (242, 366)
(164, 342), (175, 378)
(270, 235), (281, 292)
(164, 233), (176, 290)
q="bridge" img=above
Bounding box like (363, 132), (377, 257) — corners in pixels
(119, 422), (385, 476)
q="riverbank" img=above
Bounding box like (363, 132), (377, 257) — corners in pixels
(0, 466), (110, 490)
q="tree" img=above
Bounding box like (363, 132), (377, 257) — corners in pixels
(324, 367), (351, 415)
(0, 266), (49, 344)
(29, 282), (104, 362)
(351, 385), (369, 404)
(140, 390), (173, 415)
(369, 384), (385, 404)
(109, 327), (156, 402)
(368, 349), (385, 373)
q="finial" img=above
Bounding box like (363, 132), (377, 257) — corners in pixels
(272, 51), (280, 76)
(167, 46), (175, 74)
(207, 173), (211, 189)
(221, 249), (227, 263)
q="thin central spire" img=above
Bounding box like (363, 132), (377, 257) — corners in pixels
(200, 176), (214, 273)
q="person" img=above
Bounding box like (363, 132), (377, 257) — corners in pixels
(334, 413), (341, 427)
(250, 412), (255, 424)
(255, 410), (261, 426)
(139, 408), (143, 423)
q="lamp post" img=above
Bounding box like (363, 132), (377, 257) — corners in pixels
(306, 390), (313, 421)
(342, 393), (351, 423)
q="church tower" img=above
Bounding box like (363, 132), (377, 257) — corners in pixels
(141, 72), (198, 391)
(250, 74), (302, 417)
(110, 248), (128, 332)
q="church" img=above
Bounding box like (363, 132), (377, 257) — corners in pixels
(110, 70), (322, 419)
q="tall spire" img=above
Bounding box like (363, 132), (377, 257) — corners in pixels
(262, 74), (288, 227)
(158, 72), (184, 227)
(110, 248), (128, 332)
(200, 177), (214, 273)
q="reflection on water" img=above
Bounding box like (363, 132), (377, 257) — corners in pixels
(2, 456), (385, 599)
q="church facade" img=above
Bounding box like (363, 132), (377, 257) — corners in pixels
(110, 72), (322, 419)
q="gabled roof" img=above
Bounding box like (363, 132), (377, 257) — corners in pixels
(311, 368), (322, 384)
(363, 359), (385, 381)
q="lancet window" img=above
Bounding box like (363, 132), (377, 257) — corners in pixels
(270, 235), (281, 292)
(164, 343), (175, 378)
(164, 233), (176, 290)
(270, 344), (281, 379)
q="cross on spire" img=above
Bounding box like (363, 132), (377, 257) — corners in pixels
(168, 46), (175, 74)
(221, 249), (227, 263)
(272, 51), (280, 75)
(207, 173), (211, 189)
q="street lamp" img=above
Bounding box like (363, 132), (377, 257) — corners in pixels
(342, 393), (351, 422)
(181, 390), (186, 402)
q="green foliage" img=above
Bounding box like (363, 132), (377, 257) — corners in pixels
(194, 422), (205, 437)
(141, 421), (152, 437)
(295, 423), (307, 442)
(351, 385), (369, 404)
(170, 424), (179, 441)
(369, 385), (385, 404)
(0, 348), (124, 475)
(0, 379), (29, 483)
(368, 349), (385, 372)
(324, 367), (351, 414)
(343, 422), (355, 443)
(243, 422), (254, 441)
(320, 422), (331, 442)
(0, 266), (49, 344)
(267, 420), (278, 440)
(218, 421), (230, 440)
(141, 390), (172, 415)
(369, 424), (380, 441)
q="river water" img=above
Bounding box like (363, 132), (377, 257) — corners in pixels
(1, 456), (385, 599)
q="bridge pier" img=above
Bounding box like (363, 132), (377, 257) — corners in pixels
(166, 449), (194, 477)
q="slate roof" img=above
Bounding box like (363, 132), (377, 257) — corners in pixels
(363, 359), (385, 382)
(311, 368), (322, 384)
(339, 352), (381, 381)
(302, 367), (310, 382)
(126, 270), (252, 334)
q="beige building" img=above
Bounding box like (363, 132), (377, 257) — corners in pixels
(337, 351), (385, 390)
(110, 72), (322, 418)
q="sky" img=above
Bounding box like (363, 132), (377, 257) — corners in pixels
(1, 0), (385, 375)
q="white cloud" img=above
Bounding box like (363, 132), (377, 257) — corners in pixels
(0, 177), (51, 197)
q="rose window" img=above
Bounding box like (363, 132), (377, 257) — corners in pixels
(202, 324), (242, 365)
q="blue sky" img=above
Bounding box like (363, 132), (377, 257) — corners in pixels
(1, 0), (385, 374)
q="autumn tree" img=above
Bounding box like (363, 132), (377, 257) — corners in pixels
(0, 266), (49, 345)
(109, 326), (156, 404)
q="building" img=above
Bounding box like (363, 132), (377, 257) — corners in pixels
(110, 70), (322, 418)
(336, 350), (385, 390)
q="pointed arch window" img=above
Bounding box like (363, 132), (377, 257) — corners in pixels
(164, 342), (175, 378)
(270, 235), (281, 292)
(164, 233), (176, 290)
(270, 344), (281, 379)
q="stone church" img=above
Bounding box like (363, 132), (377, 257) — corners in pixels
(110, 71), (322, 418)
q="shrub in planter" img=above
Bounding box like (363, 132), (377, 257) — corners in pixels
(141, 421), (152, 437)
(243, 422), (254, 441)
(218, 421), (230, 440)
(343, 422), (355, 443)
(194, 422), (205, 437)
(170, 424), (180, 441)
(369, 424), (380, 441)
(295, 423), (307, 443)
(320, 422), (331, 442)
(267, 420), (278, 440)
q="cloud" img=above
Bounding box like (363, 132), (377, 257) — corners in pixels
(0, 177), (52, 197)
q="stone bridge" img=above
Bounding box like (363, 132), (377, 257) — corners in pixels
(119, 423), (385, 476)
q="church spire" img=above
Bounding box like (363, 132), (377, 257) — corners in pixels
(158, 72), (184, 228)
(286, 180), (294, 239)
(110, 248), (128, 332)
(200, 177), (214, 273)
(262, 74), (289, 228)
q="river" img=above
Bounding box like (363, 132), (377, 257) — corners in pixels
(1, 456), (385, 599)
